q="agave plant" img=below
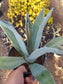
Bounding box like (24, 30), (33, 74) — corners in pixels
(0, 8), (63, 84)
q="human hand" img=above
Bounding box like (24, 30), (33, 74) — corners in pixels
(5, 66), (27, 84)
(5, 66), (39, 84)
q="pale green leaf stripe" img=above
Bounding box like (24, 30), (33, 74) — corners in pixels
(25, 13), (32, 54)
(0, 20), (29, 57)
(29, 63), (55, 84)
(27, 46), (63, 62)
(25, 12), (32, 35)
(32, 8), (44, 50)
(34, 8), (53, 50)
(45, 36), (63, 48)
(0, 57), (26, 69)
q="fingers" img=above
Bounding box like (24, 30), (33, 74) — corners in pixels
(25, 75), (33, 84)
(6, 65), (40, 84)
(33, 79), (40, 84)
(25, 78), (40, 84)
(7, 66), (27, 79)
(5, 65), (27, 84)
(25, 77), (33, 84)
(16, 65), (27, 73)
(8, 70), (14, 77)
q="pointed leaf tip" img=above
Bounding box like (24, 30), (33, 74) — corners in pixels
(50, 8), (53, 14)
(31, 7), (44, 50)
(26, 12), (29, 16)
(33, 8), (53, 50)
(26, 12), (29, 19)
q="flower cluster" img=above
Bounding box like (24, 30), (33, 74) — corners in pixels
(8, 0), (53, 28)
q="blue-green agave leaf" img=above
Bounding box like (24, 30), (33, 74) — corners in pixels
(34, 8), (53, 50)
(25, 12), (32, 54)
(45, 36), (63, 48)
(29, 63), (55, 84)
(27, 46), (63, 63)
(31, 8), (44, 50)
(0, 57), (26, 69)
(0, 20), (29, 58)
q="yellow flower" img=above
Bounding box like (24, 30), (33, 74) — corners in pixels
(8, 0), (53, 29)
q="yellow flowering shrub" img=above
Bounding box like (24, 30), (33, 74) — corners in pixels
(8, 0), (53, 28)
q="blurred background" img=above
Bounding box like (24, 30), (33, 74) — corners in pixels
(0, 0), (63, 84)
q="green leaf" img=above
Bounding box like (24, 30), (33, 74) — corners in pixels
(33, 8), (53, 50)
(0, 20), (29, 58)
(27, 46), (63, 63)
(25, 12), (32, 54)
(29, 63), (55, 84)
(45, 36), (63, 48)
(31, 8), (44, 50)
(54, 46), (63, 51)
(0, 57), (26, 69)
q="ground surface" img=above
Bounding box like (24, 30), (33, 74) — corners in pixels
(0, 0), (63, 84)
(50, 0), (63, 28)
